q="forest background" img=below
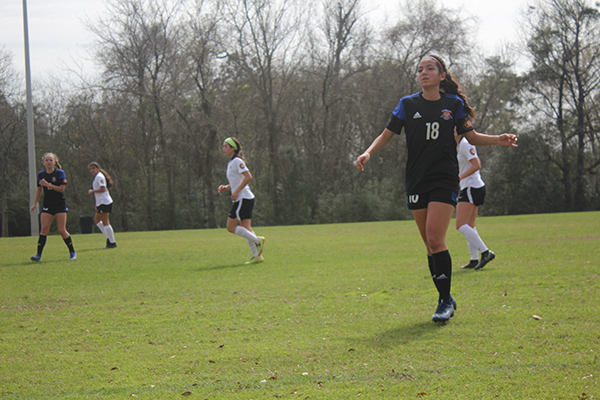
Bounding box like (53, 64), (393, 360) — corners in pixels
(1, 0), (599, 237)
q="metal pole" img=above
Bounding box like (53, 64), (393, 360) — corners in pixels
(22, 0), (39, 236)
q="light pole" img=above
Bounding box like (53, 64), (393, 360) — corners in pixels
(22, 0), (39, 236)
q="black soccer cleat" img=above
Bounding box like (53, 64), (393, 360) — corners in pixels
(432, 298), (455, 322)
(460, 260), (479, 269)
(475, 250), (495, 270)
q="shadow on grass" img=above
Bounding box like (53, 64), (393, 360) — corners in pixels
(353, 320), (451, 348)
(195, 262), (250, 272)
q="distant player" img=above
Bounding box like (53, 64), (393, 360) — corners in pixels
(356, 55), (517, 322)
(30, 152), (76, 261)
(218, 137), (265, 264)
(88, 162), (117, 249)
(455, 133), (494, 270)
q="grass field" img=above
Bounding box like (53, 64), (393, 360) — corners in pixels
(1, 211), (599, 399)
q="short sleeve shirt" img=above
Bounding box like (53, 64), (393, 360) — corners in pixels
(37, 169), (67, 208)
(92, 171), (113, 206)
(226, 157), (255, 201)
(386, 92), (474, 194)
(457, 137), (485, 190)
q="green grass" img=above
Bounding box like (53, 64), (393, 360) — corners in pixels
(1, 212), (599, 399)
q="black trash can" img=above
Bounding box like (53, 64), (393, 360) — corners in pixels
(79, 215), (95, 234)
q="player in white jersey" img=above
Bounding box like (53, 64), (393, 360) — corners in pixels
(218, 137), (265, 264)
(88, 162), (117, 248)
(356, 55), (517, 322)
(455, 134), (494, 270)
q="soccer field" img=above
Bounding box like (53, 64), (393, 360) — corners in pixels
(1, 212), (599, 399)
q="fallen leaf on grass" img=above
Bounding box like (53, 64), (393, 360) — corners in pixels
(533, 315), (542, 320)
(181, 391), (192, 396)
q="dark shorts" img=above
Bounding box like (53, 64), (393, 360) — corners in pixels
(42, 205), (68, 215)
(96, 203), (113, 213)
(228, 198), (255, 220)
(458, 186), (486, 206)
(406, 188), (458, 210)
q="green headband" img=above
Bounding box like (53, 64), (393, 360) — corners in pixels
(224, 137), (238, 151)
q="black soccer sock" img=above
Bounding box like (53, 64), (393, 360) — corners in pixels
(63, 235), (75, 253)
(37, 235), (47, 256)
(427, 255), (440, 292)
(433, 250), (452, 301)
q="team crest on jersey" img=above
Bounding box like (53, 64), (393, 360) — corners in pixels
(440, 109), (452, 120)
(51, 177), (57, 182)
(464, 119), (473, 129)
(470, 148), (476, 155)
(240, 164), (245, 169)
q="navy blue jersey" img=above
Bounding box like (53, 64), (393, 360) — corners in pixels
(37, 169), (67, 208)
(386, 92), (474, 194)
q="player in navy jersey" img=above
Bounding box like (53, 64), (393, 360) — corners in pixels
(30, 152), (76, 261)
(356, 55), (517, 322)
(218, 137), (265, 264)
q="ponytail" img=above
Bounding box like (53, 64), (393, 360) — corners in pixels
(88, 161), (114, 190)
(42, 152), (62, 170)
(428, 55), (476, 120)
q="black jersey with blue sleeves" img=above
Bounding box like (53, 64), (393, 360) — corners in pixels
(385, 92), (474, 194)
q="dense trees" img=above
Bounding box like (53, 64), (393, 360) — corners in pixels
(1, 0), (599, 236)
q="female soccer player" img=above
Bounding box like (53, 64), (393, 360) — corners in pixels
(356, 55), (517, 322)
(30, 152), (76, 261)
(88, 162), (117, 248)
(455, 133), (494, 270)
(218, 137), (265, 264)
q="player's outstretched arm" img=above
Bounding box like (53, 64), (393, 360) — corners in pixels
(464, 130), (518, 147)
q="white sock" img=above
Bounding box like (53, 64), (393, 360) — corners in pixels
(247, 239), (259, 257)
(467, 239), (479, 260)
(458, 224), (488, 254)
(104, 224), (116, 244)
(234, 226), (259, 243)
(96, 222), (107, 236)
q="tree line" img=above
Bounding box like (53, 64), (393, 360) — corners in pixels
(1, 0), (599, 237)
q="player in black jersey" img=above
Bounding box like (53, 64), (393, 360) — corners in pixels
(30, 153), (76, 261)
(356, 55), (517, 322)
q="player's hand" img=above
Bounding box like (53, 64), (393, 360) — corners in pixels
(218, 185), (227, 193)
(499, 133), (518, 147)
(356, 153), (370, 171)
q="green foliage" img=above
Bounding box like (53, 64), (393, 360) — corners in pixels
(1, 212), (599, 398)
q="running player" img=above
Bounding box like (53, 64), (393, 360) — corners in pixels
(218, 137), (265, 264)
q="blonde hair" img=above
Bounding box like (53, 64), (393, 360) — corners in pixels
(42, 152), (62, 169)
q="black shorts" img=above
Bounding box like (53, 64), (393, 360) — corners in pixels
(96, 203), (113, 213)
(406, 188), (458, 210)
(458, 186), (486, 206)
(42, 205), (68, 215)
(228, 198), (255, 220)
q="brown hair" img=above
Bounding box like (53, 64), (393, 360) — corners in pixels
(88, 161), (114, 190)
(427, 55), (476, 119)
(226, 137), (247, 162)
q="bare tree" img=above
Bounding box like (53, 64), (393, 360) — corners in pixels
(223, 0), (307, 224)
(89, 0), (186, 229)
(523, 0), (600, 210)
(0, 48), (28, 236)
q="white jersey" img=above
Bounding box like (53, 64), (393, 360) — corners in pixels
(226, 157), (254, 201)
(457, 137), (485, 190)
(92, 171), (113, 206)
